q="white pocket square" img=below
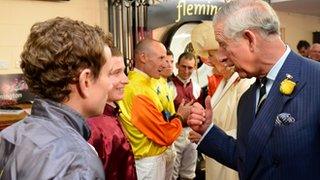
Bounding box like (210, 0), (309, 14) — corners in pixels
(275, 113), (296, 126)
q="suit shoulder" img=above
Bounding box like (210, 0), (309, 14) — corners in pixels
(300, 57), (320, 71)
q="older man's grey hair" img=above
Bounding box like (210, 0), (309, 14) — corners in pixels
(213, 0), (280, 39)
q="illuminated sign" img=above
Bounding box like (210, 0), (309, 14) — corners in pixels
(147, 0), (226, 29)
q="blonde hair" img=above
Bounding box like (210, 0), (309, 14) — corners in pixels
(191, 22), (219, 58)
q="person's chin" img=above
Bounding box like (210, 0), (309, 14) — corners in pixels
(162, 73), (171, 78)
(180, 75), (188, 80)
(115, 92), (124, 100)
(237, 71), (249, 78)
(113, 96), (123, 102)
(153, 74), (161, 79)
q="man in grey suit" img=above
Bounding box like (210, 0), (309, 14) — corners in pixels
(188, 0), (320, 179)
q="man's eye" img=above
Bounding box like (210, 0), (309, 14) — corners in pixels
(113, 70), (121, 75)
(109, 70), (118, 75)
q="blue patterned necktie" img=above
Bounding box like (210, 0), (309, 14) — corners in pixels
(256, 77), (268, 115)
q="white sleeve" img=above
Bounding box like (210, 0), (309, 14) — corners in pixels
(192, 81), (202, 99)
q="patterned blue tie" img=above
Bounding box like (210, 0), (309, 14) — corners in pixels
(256, 77), (268, 115)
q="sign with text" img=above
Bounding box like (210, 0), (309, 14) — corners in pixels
(147, 0), (226, 29)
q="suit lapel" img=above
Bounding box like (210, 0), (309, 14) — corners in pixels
(244, 51), (306, 178)
(237, 80), (259, 142)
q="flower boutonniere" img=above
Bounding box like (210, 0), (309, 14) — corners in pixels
(280, 74), (296, 95)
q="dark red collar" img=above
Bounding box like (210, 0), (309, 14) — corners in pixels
(103, 103), (120, 117)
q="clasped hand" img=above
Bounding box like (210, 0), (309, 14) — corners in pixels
(187, 96), (212, 135)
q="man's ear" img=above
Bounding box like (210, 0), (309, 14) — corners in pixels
(139, 52), (147, 64)
(242, 29), (256, 52)
(78, 68), (93, 98)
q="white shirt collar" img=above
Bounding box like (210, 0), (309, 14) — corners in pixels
(266, 45), (291, 81)
(177, 75), (191, 85)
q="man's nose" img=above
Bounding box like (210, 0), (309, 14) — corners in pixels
(160, 60), (167, 69)
(184, 67), (193, 73)
(217, 49), (233, 67)
(122, 73), (129, 84)
(164, 60), (170, 68)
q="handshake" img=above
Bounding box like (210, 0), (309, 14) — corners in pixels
(186, 96), (213, 143)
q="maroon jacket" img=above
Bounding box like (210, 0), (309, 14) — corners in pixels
(171, 76), (196, 110)
(87, 104), (137, 180)
(171, 76), (208, 109)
